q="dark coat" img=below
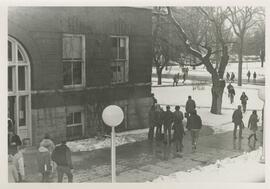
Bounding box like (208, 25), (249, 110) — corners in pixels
(248, 114), (259, 131)
(163, 110), (173, 126)
(185, 99), (196, 113)
(8, 134), (22, 155)
(186, 114), (202, 130)
(173, 111), (184, 139)
(51, 144), (73, 168)
(232, 109), (243, 124)
(240, 94), (248, 104)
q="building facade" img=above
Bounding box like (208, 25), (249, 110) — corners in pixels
(8, 7), (152, 145)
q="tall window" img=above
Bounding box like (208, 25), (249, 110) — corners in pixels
(111, 36), (129, 83)
(8, 36), (31, 141)
(62, 34), (85, 87)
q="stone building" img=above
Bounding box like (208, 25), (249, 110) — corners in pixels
(8, 7), (152, 145)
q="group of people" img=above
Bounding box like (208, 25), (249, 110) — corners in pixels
(226, 71), (258, 83)
(8, 128), (74, 183)
(227, 83), (249, 113)
(148, 96), (202, 152)
(247, 70), (257, 83)
(226, 72), (235, 83)
(232, 105), (260, 142)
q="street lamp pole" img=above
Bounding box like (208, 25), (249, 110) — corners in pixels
(111, 126), (116, 182)
(102, 105), (124, 183)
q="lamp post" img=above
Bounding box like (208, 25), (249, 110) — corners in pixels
(258, 88), (265, 163)
(102, 105), (124, 182)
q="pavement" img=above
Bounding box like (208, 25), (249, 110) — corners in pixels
(22, 125), (263, 183)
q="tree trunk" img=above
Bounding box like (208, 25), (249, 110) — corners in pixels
(238, 38), (244, 86)
(157, 67), (163, 85)
(210, 79), (225, 114)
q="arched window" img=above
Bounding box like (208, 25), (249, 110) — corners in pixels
(8, 36), (31, 143)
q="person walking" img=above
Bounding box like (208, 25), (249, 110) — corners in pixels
(173, 73), (180, 86)
(37, 146), (52, 182)
(253, 72), (257, 83)
(185, 96), (196, 118)
(240, 92), (248, 113)
(248, 110), (260, 142)
(232, 105), (243, 139)
(186, 110), (202, 151)
(163, 105), (173, 145)
(154, 105), (164, 141)
(51, 141), (73, 183)
(11, 145), (25, 182)
(227, 83), (235, 104)
(148, 105), (156, 141)
(172, 106), (184, 152)
(182, 73), (186, 83)
(8, 130), (22, 156)
(226, 72), (230, 82)
(247, 71), (251, 82)
(230, 72), (235, 83)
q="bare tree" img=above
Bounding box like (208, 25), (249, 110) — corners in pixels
(226, 7), (263, 86)
(164, 7), (230, 114)
(152, 7), (170, 85)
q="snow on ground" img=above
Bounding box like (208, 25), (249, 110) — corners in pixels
(67, 128), (149, 152)
(153, 61), (265, 80)
(152, 147), (264, 182)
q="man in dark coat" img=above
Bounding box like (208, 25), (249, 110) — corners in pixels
(8, 130), (22, 155)
(172, 106), (184, 152)
(240, 92), (248, 113)
(227, 83), (235, 104)
(148, 105), (156, 141)
(185, 96), (196, 118)
(163, 105), (173, 145)
(154, 105), (164, 140)
(186, 110), (202, 151)
(247, 71), (251, 82)
(51, 141), (73, 183)
(253, 72), (257, 83)
(232, 105), (243, 139)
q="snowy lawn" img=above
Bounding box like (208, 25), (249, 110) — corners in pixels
(152, 61), (265, 80)
(152, 84), (264, 134)
(152, 148), (264, 182)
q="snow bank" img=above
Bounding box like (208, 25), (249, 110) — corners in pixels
(152, 148), (264, 182)
(67, 135), (136, 152)
(66, 128), (149, 152)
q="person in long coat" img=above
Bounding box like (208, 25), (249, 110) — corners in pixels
(37, 146), (52, 182)
(232, 105), (243, 139)
(248, 110), (259, 141)
(148, 105), (156, 141)
(163, 105), (173, 145)
(172, 106), (184, 152)
(186, 110), (202, 151)
(240, 92), (248, 113)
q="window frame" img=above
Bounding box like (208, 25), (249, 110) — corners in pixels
(110, 35), (129, 84)
(65, 106), (85, 140)
(62, 34), (85, 89)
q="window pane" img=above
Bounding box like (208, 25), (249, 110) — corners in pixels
(63, 36), (73, 59)
(73, 62), (82, 85)
(119, 38), (126, 59)
(74, 112), (81, 124)
(111, 38), (118, 59)
(19, 96), (26, 126)
(17, 48), (24, 61)
(18, 66), (26, 91)
(66, 112), (73, 125)
(8, 67), (13, 91)
(8, 96), (16, 127)
(8, 41), (12, 61)
(63, 62), (72, 85)
(63, 36), (82, 59)
(72, 36), (82, 59)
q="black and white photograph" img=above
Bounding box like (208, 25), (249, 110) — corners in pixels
(2, 0), (268, 186)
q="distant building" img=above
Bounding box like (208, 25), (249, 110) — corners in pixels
(8, 7), (152, 145)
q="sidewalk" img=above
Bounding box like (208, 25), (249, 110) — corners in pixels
(22, 126), (263, 183)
